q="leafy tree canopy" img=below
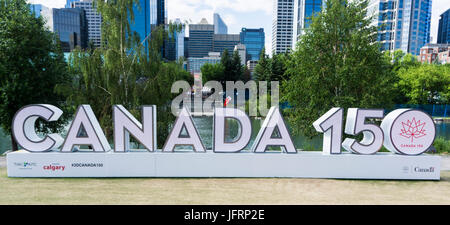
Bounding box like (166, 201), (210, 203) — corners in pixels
(0, 0), (71, 150)
(396, 64), (450, 105)
(62, 0), (192, 147)
(282, 0), (396, 137)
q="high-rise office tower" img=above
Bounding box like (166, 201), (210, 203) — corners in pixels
(165, 18), (185, 60)
(187, 52), (221, 73)
(234, 44), (247, 65)
(213, 34), (240, 54)
(272, 0), (295, 54)
(437, 8), (450, 44)
(369, 0), (432, 55)
(51, 8), (88, 52)
(184, 37), (190, 58)
(240, 28), (265, 61)
(29, 4), (45, 18)
(70, 0), (102, 48)
(188, 17), (244, 59)
(66, 0), (79, 8)
(214, 13), (228, 34)
(188, 18), (215, 58)
(296, 0), (325, 40)
(131, 0), (167, 50)
(155, 0), (167, 26)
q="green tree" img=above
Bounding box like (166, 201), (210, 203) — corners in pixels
(270, 53), (288, 81)
(384, 49), (421, 104)
(63, 0), (190, 147)
(396, 64), (450, 104)
(231, 50), (243, 81)
(0, 0), (71, 151)
(254, 48), (271, 81)
(282, 0), (396, 138)
(221, 49), (233, 82)
(201, 63), (224, 84)
(242, 66), (252, 82)
(384, 49), (420, 72)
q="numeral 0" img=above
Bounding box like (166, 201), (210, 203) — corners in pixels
(313, 108), (435, 155)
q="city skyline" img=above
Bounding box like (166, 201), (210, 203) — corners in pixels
(27, 0), (450, 56)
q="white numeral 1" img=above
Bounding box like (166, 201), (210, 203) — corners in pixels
(342, 108), (384, 154)
(313, 108), (343, 155)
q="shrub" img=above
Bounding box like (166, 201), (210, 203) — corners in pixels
(433, 137), (450, 154)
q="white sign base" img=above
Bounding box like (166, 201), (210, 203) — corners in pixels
(7, 150), (441, 180)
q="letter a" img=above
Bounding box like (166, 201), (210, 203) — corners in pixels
(251, 106), (296, 153)
(61, 105), (110, 152)
(162, 107), (205, 152)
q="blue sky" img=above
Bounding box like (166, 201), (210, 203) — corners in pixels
(28, 0), (450, 56)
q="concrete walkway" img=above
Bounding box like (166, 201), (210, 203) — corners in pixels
(1, 155), (450, 170)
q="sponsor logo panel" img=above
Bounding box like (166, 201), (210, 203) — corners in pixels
(13, 162), (37, 170)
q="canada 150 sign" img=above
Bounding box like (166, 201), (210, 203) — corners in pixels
(11, 104), (435, 156)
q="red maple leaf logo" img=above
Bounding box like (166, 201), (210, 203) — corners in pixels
(399, 117), (426, 143)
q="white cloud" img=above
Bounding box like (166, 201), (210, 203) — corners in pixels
(167, 0), (272, 24)
(221, 13), (237, 26)
(27, 0), (65, 8)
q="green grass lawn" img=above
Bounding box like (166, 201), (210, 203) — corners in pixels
(0, 168), (449, 205)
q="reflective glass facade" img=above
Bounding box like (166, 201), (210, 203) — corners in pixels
(372, 0), (431, 55)
(65, 0), (79, 8)
(29, 4), (43, 17)
(132, 0), (151, 48)
(187, 56), (221, 73)
(297, 0), (325, 39)
(438, 9), (450, 44)
(53, 8), (88, 52)
(130, 0), (166, 50)
(213, 34), (240, 54)
(188, 23), (214, 58)
(71, 0), (102, 48)
(214, 13), (228, 34)
(165, 19), (185, 61)
(240, 28), (265, 61)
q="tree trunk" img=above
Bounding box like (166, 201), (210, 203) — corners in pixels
(11, 135), (18, 151)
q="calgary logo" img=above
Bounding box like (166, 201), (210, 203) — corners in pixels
(399, 117), (426, 143)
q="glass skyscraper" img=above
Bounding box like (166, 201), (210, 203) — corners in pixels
(240, 28), (265, 61)
(188, 19), (215, 58)
(52, 8), (88, 52)
(297, 0), (325, 40)
(213, 34), (240, 54)
(187, 52), (221, 73)
(437, 8), (450, 44)
(214, 13), (228, 34)
(70, 0), (102, 48)
(369, 0), (432, 55)
(130, 0), (166, 50)
(165, 18), (185, 61)
(66, 0), (79, 8)
(29, 4), (44, 17)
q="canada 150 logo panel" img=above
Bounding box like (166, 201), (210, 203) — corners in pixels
(388, 109), (435, 155)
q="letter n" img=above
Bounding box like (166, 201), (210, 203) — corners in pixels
(113, 105), (157, 152)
